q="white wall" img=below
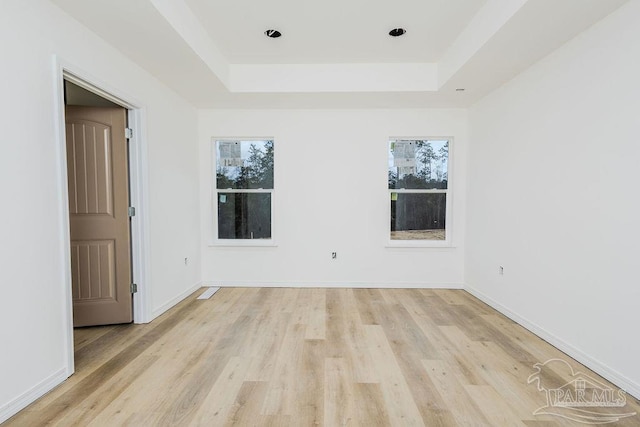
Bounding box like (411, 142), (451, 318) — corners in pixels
(0, 0), (200, 421)
(466, 1), (640, 398)
(199, 109), (467, 287)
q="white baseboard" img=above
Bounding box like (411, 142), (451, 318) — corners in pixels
(201, 280), (464, 289)
(150, 281), (203, 321)
(464, 284), (640, 400)
(0, 367), (68, 424)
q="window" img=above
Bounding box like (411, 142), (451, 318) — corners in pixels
(388, 139), (450, 243)
(214, 139), (274, 241)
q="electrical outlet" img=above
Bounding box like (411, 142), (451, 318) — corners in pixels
(499, 266), (504, 275)
(331, 252), (337, 259)
(184, 257), (188, 266)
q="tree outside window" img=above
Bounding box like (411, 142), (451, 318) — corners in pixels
(388, 139), (449, 241)
(215, 139), (274, 240)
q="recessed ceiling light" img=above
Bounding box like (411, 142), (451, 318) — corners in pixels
(389, 28), (406, 37)
(264, 29), (282, 38)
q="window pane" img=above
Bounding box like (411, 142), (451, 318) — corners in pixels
(388, 140), (448, 190)
(216, 140), (274, 189)
(218, 193), (271, 239)
(390, 193), (446, 240)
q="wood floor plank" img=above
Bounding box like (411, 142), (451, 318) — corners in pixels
(324, 357), (357, 427)
(414, 291), (460, 326)
(362, 324), (425, 426)
(153, 289), (269, 425)
(466, 384), (528, 426)
(88, 288), (253, 425)
(438, 326), (544, 421)
(432, 289), (494, 317)
(295, 339), (325, 426)
(290, 288), (312, 325)
(352, 288), (378, 325)
(88, 341), (219, 426)
(305, 288), (327, 339)
(189, 356), (251, 426)
(325, 289), (378, 383)
(353, 382), (391, 426)
(7, 287), (640, 427)
(422, 359), (491, 426)
(243, 312), (291, 382)
(73, 324), (116, 351)
(342, 289), (380, 383)
(377, 290), (441, 359)
(261, 414), (292, 426)
(55, 354), (160, 426)
(224, 381), (269, 427)
(372, 290), (458, 425)
(261, 323), (306, 415)
(391, 290), (488, 387)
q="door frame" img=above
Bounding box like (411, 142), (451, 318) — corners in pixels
(53, 57), (151, 377)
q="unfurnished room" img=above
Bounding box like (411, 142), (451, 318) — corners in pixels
(1, 0), (640, 425)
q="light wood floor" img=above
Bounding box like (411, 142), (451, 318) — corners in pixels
(6, 288), (640, 426)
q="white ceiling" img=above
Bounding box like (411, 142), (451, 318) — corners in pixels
(184, 0), (487, 64)
(50, 0), (629, 108)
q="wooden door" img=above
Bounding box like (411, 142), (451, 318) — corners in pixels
(65, 106), (132, 326)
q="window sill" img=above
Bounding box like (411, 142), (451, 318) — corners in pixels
(209, 239), (278, 248)
(385, 240), (454, 249)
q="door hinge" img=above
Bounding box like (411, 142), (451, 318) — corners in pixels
(128, 206), (136, 217)
(131, 283), (138, 294)
(125, 127), (134, 139)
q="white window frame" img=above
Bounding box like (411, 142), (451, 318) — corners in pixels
(211, 138), (276, 247)
(387, 137), (453, 248)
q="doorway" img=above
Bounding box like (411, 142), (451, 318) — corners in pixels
(56, 67), (149, 376)
(65, 81), (133, 326)
(56, 75), (150, 332)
